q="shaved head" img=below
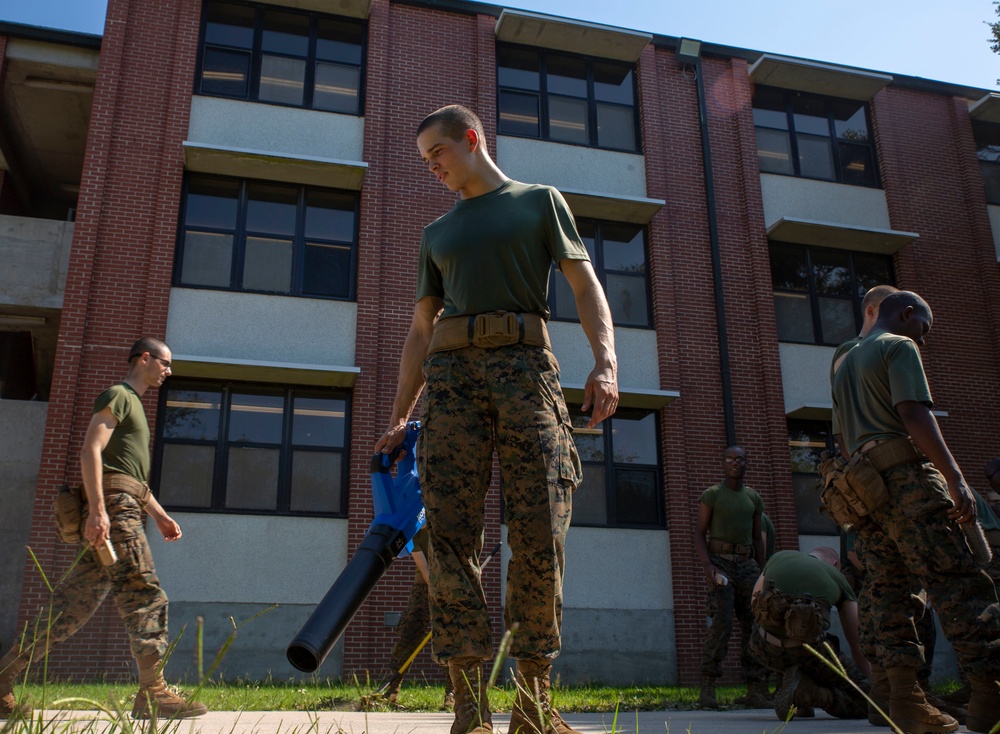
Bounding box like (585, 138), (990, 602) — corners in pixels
(809, 546), (840, 568)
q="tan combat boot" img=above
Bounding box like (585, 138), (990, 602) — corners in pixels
(0, 646), (32, 720)
(868, 667), (890, 726)
(448, 656), (492, 734)
(966, 674), (1000, 733)
(739, 678), (773, 708)
(381, 672), (403, 705)
(507, 659), (579, 734)
(131, 653), (208, 719)
(886, 666), (958, 734)
(698, 675), (717, 709)
(442, 664), (455, 711)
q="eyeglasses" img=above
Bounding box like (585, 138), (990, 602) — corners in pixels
(724, 456), (747, 464)
(148, 354), (172, 370)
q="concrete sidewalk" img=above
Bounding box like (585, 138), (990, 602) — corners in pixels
(33, 709), (921, 734)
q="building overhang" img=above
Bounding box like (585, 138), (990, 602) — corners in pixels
(786, 403), (831, 421)
(495, 9), (651, 63)
(561, 384), (679, 410)
(750, 54), (892, 101)
(256, 0), (371, 19)
(170, 354), (359, 388)
(182, 142), (368, 190)
(767, 217), (918, 255)
(970, 92), (1000, 123)
(561, 189), (664, 225)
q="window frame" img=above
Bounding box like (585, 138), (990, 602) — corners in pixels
(973, 119), (1000, 206)
(195, 0), (367, 115)
(787, 418), (839, 536)
(752, 86), (880, 188)
(152, 378), (352, 517)
(568, 406), (665, 529)
(548, 219), (653, 328)
(770, 242), (895, 346)
(174, 173), (360, 301)
(496, 43), (641, 154)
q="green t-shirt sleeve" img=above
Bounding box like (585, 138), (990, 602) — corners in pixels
(699, 485), (715, 507)
(832, 567), (857, 603)
(887, 339), (933, 407)
(545, 187), (589, 265)
(94, 384), (130, 423)
(415, 230), (443, 303)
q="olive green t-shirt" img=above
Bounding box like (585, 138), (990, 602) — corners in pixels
(829, 335), (861, 434)
(973, 488), (1000, 532)
(415, 179), (590, 319)
(831, 329), (932, 456)
(763, 550), (856, 607)
(94, 382), (150, 484)
(700, 482), (764, 546)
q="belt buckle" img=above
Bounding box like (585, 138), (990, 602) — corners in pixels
(473, 312), (519, 348)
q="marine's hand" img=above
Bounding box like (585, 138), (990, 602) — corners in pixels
(581, 367), (618, 428)
(375, 423), (408, 460)
(946, 478), (977, 524)
(84, 508), (110, 547)
(703, 564), (720, 584)
(156, 514), (182, 542)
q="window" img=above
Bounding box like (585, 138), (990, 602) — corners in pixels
(753, 87), (878, 187)
(569, 408), (663, 528)
(155, 379), (350, 516)
(497, 45), (639, 152)
(973, 120), (1000, 205)
(788, 419), (838, 535)
(549, 220), (651, 327)
(0, 331), (37, 400)
(770, 242), (893, 345)
(198, 1), (365, 115)
(175, 174), (358, 300)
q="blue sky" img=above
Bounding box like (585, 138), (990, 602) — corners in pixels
(2, 0), (997, 92)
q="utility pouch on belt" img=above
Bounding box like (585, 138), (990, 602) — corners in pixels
(53, 484), (85, 544)
(819, 446), (892, 530)
(752, 581), (829, 645)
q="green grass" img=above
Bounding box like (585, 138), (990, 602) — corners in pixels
(13, 679), (757, 713)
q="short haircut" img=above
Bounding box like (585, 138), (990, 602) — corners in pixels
(987, 458), (1000, 478)
(809, 546), (840, 567)
(861, 284), (898, 312)
(416, 105), (486, 145)
(128, 336), (170, 363)
(876, 290), (931, 320)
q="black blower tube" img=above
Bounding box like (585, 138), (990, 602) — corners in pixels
(287, 523), (404, 672)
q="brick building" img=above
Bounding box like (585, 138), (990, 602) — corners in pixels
(2, 0), (999, 686)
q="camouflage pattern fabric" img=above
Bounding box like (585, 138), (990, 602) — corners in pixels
(700, 554), (767, 684)
(857, 461), (1000, 677)
(22, 492), (168, 660)
(388, 573), (432, 674)
(748, 629), (869, 717)
(417, 344), (580, 663)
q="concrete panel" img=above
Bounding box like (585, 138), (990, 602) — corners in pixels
(563, 527), (672, 610)
(989, 205), (1000, 261)
(188, 97), (365, 166)
(497, 137), (647, 200)
(779, 342), (836, 415)
(148, 513), (349, 604)
(549, 322), (659, 392)
(0, 400), (47, 649)
(760, 174), (892, 232)
(166, 288), (357, 367)
(0, 216), (72, 309)
(165, 601), (343, 681)
(556, 608), (677, 684)
(6, 38), (100, 71)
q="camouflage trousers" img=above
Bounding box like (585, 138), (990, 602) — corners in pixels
(857, 462), (1000, 677)
(20, 492), (169, 662)
(700, 554), (766, 684)
(748, 628), (869, 718)
(417, 344), (580, 663)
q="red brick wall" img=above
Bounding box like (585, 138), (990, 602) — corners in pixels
(643, 50), (796, 684)
(17, 0), (201, 679)
(873, 87), (1000, 479)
